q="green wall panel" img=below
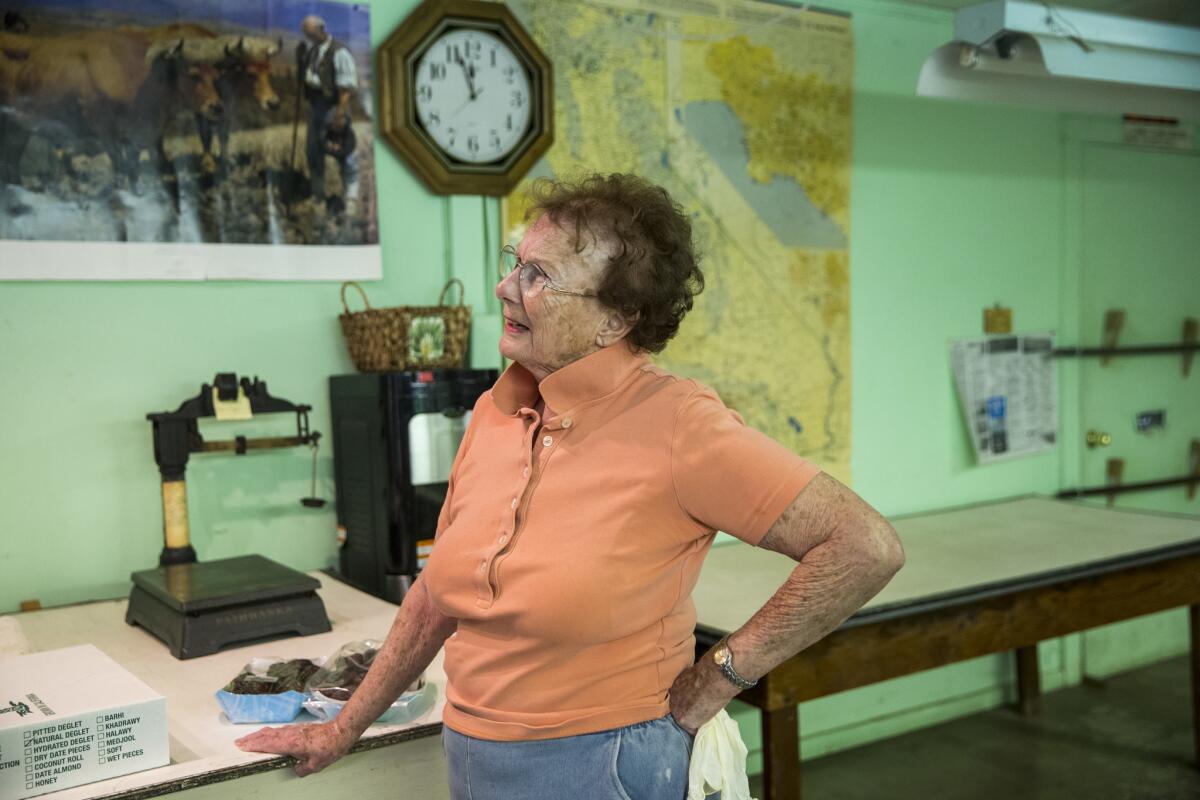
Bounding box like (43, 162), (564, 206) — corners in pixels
(0, 0), (1193, 768)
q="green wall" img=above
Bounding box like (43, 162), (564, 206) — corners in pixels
(0, 0), (1191, 767)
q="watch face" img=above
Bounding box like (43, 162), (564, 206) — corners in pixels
(413, 28), (534, 164)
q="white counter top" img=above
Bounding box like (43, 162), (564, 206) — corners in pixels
(3, 572), (444, 799)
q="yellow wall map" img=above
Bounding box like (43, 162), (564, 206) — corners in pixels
(504, 0), (853, 480)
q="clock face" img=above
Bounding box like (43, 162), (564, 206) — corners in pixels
(413, 28), (534, 164)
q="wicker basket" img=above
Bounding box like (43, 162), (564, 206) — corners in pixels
(339, 280), (470, 372)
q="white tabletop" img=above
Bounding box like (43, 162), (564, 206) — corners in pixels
(693, 496), (1200, 635)
(3, 573), (445, 799)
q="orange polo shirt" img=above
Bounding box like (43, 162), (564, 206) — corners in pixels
(422, 341), (820, 741)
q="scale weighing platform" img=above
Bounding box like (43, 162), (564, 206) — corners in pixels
(126, 555), (331, 659)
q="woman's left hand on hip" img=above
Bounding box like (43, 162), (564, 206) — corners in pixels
(666, 658), (741, 735)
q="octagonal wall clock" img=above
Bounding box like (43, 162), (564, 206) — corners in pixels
(377, 0), (554, 196)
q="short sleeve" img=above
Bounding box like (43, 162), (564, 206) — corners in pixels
(671, 385), (821, 545)
(334, 48), (359, 89)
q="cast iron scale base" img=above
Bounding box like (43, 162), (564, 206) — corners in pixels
(129, 374), (332, 659)
(126, 555), (331, 660)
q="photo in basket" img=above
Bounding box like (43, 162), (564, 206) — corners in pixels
(0, 0), (380, 280)
(339, 280), (471, 372)
(409, 317), (447, 363)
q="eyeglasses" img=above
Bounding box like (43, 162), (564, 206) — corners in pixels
(499, 245), (596, 298)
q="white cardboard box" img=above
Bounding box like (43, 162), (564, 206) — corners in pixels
(0, 644), (168, 799)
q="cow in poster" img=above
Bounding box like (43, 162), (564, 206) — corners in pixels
(191, 34), (284, 174)
(0, 28), (223, 191)
(116, 25), (286, 174)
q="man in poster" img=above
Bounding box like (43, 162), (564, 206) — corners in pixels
(297, 14), (359, 215)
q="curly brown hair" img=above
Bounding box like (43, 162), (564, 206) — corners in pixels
(525, 173), (704, 354)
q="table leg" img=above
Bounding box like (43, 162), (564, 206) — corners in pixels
(761, 704), (801, 800)
(1016, 645), (1041, 717)
(1190, 604), (1199, 766)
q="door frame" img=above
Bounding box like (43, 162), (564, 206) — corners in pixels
(1059, 116), (1200, 496)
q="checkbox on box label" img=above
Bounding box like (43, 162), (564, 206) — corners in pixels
(26, 783), (34, 790)
(24, 748), (31, 756)
(25, 756), (32, 764)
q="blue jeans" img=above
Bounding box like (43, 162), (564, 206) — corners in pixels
(442, 714), (696, 800)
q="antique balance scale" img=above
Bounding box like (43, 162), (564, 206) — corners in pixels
(126, 373), (332, 659)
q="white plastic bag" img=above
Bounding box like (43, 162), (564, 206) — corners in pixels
(687, 709), (757, 800)
(302, 682), (437, 725)
(300, 639), (435, 726)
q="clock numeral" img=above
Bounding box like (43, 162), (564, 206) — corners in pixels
(490, 49), (497, 67)
(417, 84), (433, 103)
(430, 63), (446, 80)
(467, 135), (480, 154)
(468, 39), (482, 60)
(503, 65), (516, 85)
(506, 113), (513, 132)
(428, 111), (441, 127)
(447, 126), (456, 147)
(510, 90), (525, 108)
(445, 44), (461, 63)
(489, 130), (502, 150)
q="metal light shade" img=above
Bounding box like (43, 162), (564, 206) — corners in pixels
(917, 1), (1200, 120)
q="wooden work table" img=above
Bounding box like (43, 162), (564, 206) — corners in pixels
(694, 495), (1200, 800)
(3, 573), (448, 800)
(8, 497), (1199, 800)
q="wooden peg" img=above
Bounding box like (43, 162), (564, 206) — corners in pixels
(984, 304), (1012, 334)
(19, 599), (42, 612)
(1188, 440), (1200, 501)
(1102, 310), (1125, 367)
(1105, 457), (1124, 507)
(1183, 318), (1197, 378)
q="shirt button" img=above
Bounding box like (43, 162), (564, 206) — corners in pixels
(523, 467), (530, 477)
(511, 498), (518, 510)
(562, 418), (573, 428)
(479, 561), (487, 573)
(543, 435), (553, 447)
(499, 535), (508, 546)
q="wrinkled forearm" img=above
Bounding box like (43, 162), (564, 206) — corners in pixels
(670, 504), (902, 733)
(330, 577), (456, 744)
(729, 522), (901, 679)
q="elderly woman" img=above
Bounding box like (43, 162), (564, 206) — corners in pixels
(238, 173), (904, 798)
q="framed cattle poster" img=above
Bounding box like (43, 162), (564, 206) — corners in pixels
(0, 0), (379, 280)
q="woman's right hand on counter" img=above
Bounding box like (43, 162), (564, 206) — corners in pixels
(235, 719), (355, 777)
(233, 577), (455, 778)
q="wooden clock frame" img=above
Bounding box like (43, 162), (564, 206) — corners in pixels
(377, 0), (554, 196)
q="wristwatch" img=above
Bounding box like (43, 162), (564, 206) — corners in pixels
(711, 636), (757, 690)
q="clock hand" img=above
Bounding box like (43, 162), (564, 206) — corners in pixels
(453, 52), (479, 101)
(448, 87), (484, 119)
(466, 62), (479, 100)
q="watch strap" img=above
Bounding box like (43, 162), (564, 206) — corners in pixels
(715, 636), (757, 690)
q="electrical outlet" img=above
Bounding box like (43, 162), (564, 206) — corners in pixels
(1135, 410), (1165, 433)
